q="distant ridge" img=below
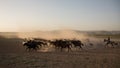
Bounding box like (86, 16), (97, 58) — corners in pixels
(0, 30), (120, 39)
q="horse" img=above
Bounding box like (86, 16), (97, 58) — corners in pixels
(23, 39), (47, 51)
(70, 39), (84, 49)
(49, 39), (72, 52)
(104, 37), (118, 48)
(23, 40), (39, 51)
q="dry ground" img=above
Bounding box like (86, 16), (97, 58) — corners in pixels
(0, 36), (120, 68)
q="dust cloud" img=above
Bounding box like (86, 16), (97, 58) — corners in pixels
(18, 30), (89, 40)
(0, 32), (18, 38)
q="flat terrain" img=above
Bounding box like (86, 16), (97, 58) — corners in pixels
(0, 35), (120, 68)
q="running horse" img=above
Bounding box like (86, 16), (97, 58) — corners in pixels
(23, 39), (47, 51)
(49, 39), (72, 52)
(104, 37), (118, 48)
(70, 39), (84, 49)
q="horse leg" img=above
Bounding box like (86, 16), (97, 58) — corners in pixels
(79, 45), (83, 51)
(25, 47), (28, 51)
(105, 43), (108, 48)
(79, 46), (81, 49)
(28, 48), (31, 52)
(111, 43), (114, 48)
(80, 46), (83, 50)
(60, 47), (62, 52)
(26, 47), (30, 52)
(33, 48), (36, 52)
(68, 47), (70, 52)
(68, 47), (72, 52)
(68, 47), (69, 52)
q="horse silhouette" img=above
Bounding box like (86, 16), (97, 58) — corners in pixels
(104, 37), (118, 48)
(23, 40), (39, 51)
(23, 39), (47, 51)
(70, 39), (84, 49)
(49, 39), (72, 52)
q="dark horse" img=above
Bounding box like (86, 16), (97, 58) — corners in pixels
(49, 39), (72, 52)
(104, 37), (118, 48)
(70, 39), (84, 49)
(23, 39), (47, 51)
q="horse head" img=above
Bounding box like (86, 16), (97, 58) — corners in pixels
(104, 39), (107, 42)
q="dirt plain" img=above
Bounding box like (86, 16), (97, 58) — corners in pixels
(0, 33), (120, 68)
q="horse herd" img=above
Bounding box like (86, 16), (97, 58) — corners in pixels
(22, 37), (119, 52)
(23, 38), (84, 52)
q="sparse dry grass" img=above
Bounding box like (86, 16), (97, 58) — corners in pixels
(0, 49), (120, 68)
(0, 34), (120, 68)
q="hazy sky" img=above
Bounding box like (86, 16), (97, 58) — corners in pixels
(0, 0), (120, 32)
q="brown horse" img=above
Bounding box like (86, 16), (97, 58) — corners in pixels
(49, 39), (72, 52)
(70, 39), (84, 49)
(23, 39), (47, 51)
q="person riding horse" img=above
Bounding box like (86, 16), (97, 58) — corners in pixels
(104, 37), (118, 48)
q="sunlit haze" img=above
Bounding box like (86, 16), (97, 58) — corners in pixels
(0, 0), (120, 32)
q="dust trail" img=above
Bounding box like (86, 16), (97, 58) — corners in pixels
(17, 30), (90, 52)
(18, 30), (89, 40)
(2, 30), (115, 52)
(0, 32), (18, 38)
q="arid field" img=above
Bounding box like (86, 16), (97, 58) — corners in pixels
(0, 31), (120, 68)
